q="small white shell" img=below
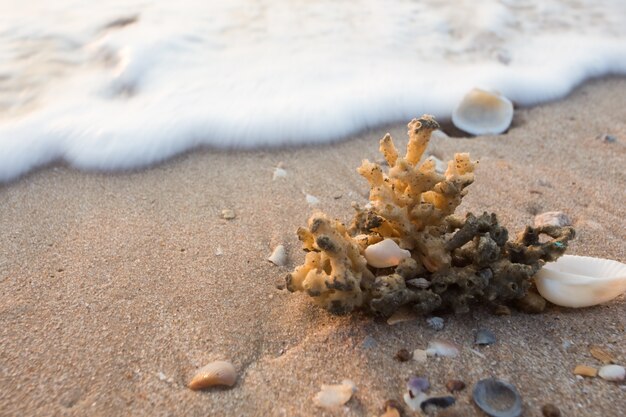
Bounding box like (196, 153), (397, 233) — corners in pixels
(313, 380), (356, 408)
(534, 255), (626, 308)
(268, 245), (287, 266)
(364, 239), (411, 268)
(452, 88), (513, 135)
(534, 211), (572, 228)
(305, 194), (320, 205)
(598, 365), (625, 382)
(188, 360), (237, 390)
(426, 340), (460, 357)
(403, 390), (428, 411)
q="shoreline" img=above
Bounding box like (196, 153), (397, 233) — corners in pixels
(1, 77), (625, 416)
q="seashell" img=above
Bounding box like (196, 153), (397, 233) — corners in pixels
(420, 396), (456, 412)
(305, 194), (320, 205)
(413, 349), (428, 363)
(403, 390), (428, 412)
(313, 379), (356, 408)
(426, 316), (444, 331)
(475, 328), (496, 346)
(407, 376), (430, 395)
(426, 339), (460, 357)
(407, 278), (430, 289)
(598, 364), (625, 381)
(589, 346), (615, 364)
(272, 166), (287, 180)
(573, 365), (597, 377)
(386, 306), (419, 325)
(472, 378), (522, 417)
(364, 238), (411, 268)
(188, 360), (237, 390)
(452, 88), (514, 136)
(534, 255), (626, 308)
(268, 245), (287, 266)
(534, 211), (572, 228)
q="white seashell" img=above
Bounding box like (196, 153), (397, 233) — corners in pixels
(403, 390), (428, 411)
(452, 88), (513, 135)
(598, 365), (625, 382)
(534, 211), (572, 228)
(188, 360), (237, 390)
(407, 278), (431, 289)
(365, 239), (411, 268)
(426, 340), (460, 357)
(313, 380), (356, 408)
(268, 245), (287, 266)
(534, 255), (626, 308)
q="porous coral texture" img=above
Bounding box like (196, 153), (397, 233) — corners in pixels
(286, 116), (575, 316)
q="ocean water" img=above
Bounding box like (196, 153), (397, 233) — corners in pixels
(1, 0), (625, 182)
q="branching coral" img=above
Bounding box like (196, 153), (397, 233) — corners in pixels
(285, 116), (575, 316)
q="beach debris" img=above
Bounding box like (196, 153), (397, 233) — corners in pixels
(221, 209), (236, 220)
(514, 291), (546, 313)
(268, 245), (287, 266)
(573, 365), (598, 377)
(408, 376), (430, 394)
(215, 246), (224, 256)
(413, 349), (428, 363)
(313, 380), (356, 409)
(598, 364), (625, 382)
(534, 255), (626, 308)
(333, 192), (343, 199)
(188, 360), (237, 390)
(426, 340), (459, 357)
(589, 346), (615, 364)
(446, 379), (466, 393)
(534, 212), (572, 228)
(395, 348), (412, 362)
(597, 133), (617, 143)
(426, 316), (445, 331)
(452, 88), (514, 135)
(387, 307), (419, 325)
(469, 348), (487, 359)
(403, 390), (428, 412)
(472, 378), (522, 417)
(541, 404), (561, 417)
(406, 277), (431, 289)
(273, 166), (287, 180)
(285, 116), (575, 317)
(421, 396), (456, 412)
(305, 194), (320, 205)
(475, 328), (496, 346)
(364, 238), (411, 268)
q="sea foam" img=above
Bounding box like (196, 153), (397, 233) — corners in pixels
(1, 0), (625, 181)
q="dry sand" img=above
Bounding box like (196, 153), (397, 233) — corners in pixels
(1, 77), (625, 417)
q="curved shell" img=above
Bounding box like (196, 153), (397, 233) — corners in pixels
(188, 360), (237, 390)
(364, 238), (411, 268)
(452, 88), (513, 135)
(473, 378), (522, 417)
(313, 380), (356, 408)
(268, 244), (287, 266)
(534, 255), (626, 308)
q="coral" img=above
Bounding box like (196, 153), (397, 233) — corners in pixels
(286, 116), (575, 316)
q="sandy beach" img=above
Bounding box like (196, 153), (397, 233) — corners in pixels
(1, 77), (625, 417)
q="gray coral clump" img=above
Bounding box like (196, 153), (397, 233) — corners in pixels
(285, 115), (575, 316)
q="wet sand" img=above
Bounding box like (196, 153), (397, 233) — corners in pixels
(0, 77), (625, 417)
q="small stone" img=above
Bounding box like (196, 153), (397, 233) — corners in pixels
(446, 379), (466, 393)
(305, 194), (320, 205)
(157, 372), (167, 381)
(493, 305), (511, 315)
(221, 209), (236, 220)
(534, 211), (572, 228)
(475, 328), (496, 346)
(215, 247), (224, 256)
(597, 133), (617, 143)
(541, 403), (561, 417)
(406, 278), (430, 289)
(361, 335), (377, 349)
(380, 402), (401, 417)
(573, 365), (597, 377)
(426, 316), (444, 331)
(395, 349), (412, 362)
(420, 396), (455, 413)
(598, 364), (625, 381)
(413, 349), (428, 363)
(333, 192), (343, 199)
(272, 166), (287, 180)
(313, 380), (356, 409)
(589, 346), (615, 364)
